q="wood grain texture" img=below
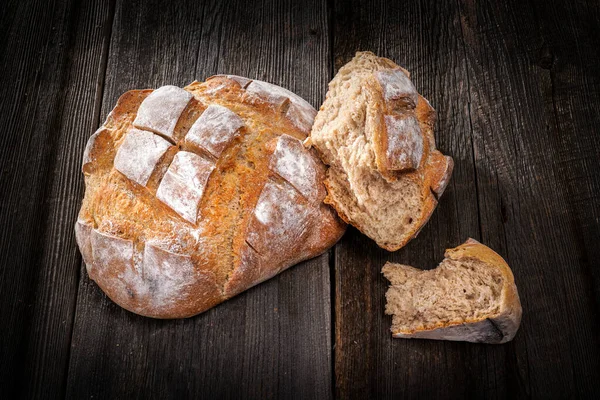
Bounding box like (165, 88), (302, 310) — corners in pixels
(333, 0), (600, 398)
(0, 0), (114, 397)
(1, 0), (599, 398)
(458, 1), (600, 397)
(332, 0), (487, 398)
(64, 0), (333, 398)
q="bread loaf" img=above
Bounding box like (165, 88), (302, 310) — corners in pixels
(382, 239), (522, 343)
(308, 52), (453, 251)
(75, 76), (346, 318)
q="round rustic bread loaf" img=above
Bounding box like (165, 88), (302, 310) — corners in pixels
(75, 75), (346, 318)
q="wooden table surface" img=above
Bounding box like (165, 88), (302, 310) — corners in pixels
(1, 0), (599, 398)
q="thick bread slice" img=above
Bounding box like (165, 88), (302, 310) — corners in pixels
(382, 238), (522, 343)
(76, 77), (346, 318)
(309, 52), (453, 251)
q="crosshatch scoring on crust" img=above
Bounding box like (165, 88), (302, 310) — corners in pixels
(76, 78), (346, 318)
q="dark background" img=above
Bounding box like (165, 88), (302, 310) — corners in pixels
(1, 0), (599, 398)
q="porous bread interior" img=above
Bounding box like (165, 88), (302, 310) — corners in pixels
(324, 167), (422, 250)
(311, 52), (428, 250)
(81, 80), (309, 296)
(383, 258), (505, 334)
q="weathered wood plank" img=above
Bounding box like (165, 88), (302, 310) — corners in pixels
(0, 0), (114, 397)
(333, 0), (600, 398)
(531, 0), (600, 317)
(1, 0), (598, 398)
(457, 0), (600, 397)
(65, 0), (333, 398)
(332, 0), (486, 397)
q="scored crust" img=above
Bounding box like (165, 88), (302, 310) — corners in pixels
(382, 239), (522, 343)
(309, 52), (454, 251)
(76, 76), (346, 318)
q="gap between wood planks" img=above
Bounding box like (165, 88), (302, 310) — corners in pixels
(326, 0), (336, 397)
(63, 0), (117, 397)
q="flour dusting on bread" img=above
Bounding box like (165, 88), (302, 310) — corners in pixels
(156, 151), (215, 223)
(142, 242), (196, 307)
(384, 115), (423, 170)
(269, 135), (325, 203)
(82, 128), (105, 171)
(375, 69), (418, 105)
(133, 85), (192, 141)
(247, 179), (312, 265)
(76, 79), (345, 318)
(90, 229), (134, 278)
(184, 104), (244, 158)
(114, 129), (172, 187)
(74, 219), (93, 269)
(245, 80), (317, 132)
(309, 51), (453, 251)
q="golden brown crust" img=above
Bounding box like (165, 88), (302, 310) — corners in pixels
(445, 238), (522, 342)
(76, 76), (345, 318)
(446, 238), (511, 272)
(402, 193), (438, 245)
(375, 83), (453, 250)
(309, 52), (453, 252)
(369, 71), (423, 179)
(385, 239), (522, 343)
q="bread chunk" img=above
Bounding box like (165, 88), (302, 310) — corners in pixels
(309, 52), (453, 251)
(76, 77), (345, 318)
(382, 239), (522, 343)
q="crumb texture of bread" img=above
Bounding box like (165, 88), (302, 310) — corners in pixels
(310, 51), (453, 251)
(75, 76), (346, 319)
(382, 238), (522, 343)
